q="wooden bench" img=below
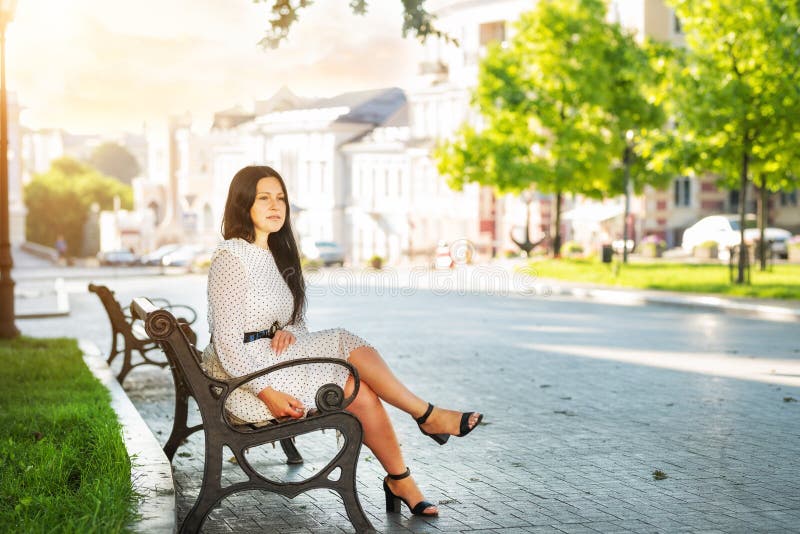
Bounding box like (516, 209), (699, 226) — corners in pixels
(131, 296), (374, 534)
(88, 283), (198, 384)
(89, 284), (303, 472)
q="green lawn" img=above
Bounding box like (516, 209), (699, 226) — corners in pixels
(0, 337), (135, 533)
(522, 259), (800, 300)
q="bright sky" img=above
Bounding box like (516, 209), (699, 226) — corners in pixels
(6, 0), (421, 134)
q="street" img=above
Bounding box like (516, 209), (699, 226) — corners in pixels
(17, 270), (800, 533)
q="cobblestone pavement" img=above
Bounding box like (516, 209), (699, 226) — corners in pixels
(18, 272), (800, 533)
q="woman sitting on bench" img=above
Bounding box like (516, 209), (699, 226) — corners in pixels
(202, 165), (483, 517)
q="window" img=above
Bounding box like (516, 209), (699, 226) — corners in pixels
(673, 13), (683, 34)
(673, 177), (691, 207)
(479, 21), (505, 47)
(780, 190), (798, 206)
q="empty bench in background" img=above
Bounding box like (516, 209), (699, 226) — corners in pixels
(131, 296), (374, 534)
(88, 283), (198, 384)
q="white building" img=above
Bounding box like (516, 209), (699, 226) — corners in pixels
(404, 0), (555, 257)
(342, 104), (480, 263)
(247, 88), (407, 259)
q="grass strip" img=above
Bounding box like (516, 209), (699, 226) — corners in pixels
(523, 259), (800, 300)
(0, 337), (135, 533)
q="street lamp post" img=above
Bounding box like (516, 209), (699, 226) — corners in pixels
(622, 129), (634, 264)
(0, 0), (18, 339)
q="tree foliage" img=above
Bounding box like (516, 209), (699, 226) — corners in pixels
(88, 142), (141, 185)
(663, 0), (800, 279)
(435, 0), (666, 255)
(664, 0), (800, 184)
(23, 158), (133, 256)
(254, 0), (451, 48)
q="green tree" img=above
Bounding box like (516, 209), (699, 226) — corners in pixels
(665, 0), (800, 279)
(88, 142), (141, 185)
(23, 157), (133, 257)
(255, 0), (450, 48)
(436, 0), (666, 256)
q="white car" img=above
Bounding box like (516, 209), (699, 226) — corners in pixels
(139, 244), (180, 266)
(681, 214), (791, 259)
(161, 244), (205, 267)
(301, 240), (344, 266)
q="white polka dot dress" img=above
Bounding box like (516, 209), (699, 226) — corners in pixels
(201, 238), (371, 423)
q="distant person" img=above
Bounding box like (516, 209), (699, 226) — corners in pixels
(55, 235), (67, 265)
(201, 165), (483, 517)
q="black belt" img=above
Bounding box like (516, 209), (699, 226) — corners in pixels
(243, 321), (280, 343)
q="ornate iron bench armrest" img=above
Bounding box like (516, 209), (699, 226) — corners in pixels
(222, 358), (360, 414)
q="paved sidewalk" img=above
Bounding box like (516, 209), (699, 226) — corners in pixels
(14, 244), (800, 531)
(118, 282), (800, 534)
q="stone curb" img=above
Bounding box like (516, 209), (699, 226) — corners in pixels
(543, 284), (800, 323)
(15, 277), (71, 319)
(79, 339), (176, 534)
(309, 266), (800, 323)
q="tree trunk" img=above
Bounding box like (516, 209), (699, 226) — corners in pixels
(737, 147), (749, 284)
(757, 175), (768, 271)
(553, 191), (563, 258)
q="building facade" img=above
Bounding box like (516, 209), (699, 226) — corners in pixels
(125, 0), (798, 260)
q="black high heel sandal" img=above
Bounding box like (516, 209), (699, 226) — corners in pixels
(383, 468), (438, 516)
(415, 403), (483, 445)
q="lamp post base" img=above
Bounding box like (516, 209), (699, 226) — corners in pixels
(0, 278), (18, 339)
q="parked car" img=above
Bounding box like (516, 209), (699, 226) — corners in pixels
(681, 214), (791, 260)
(161, 244), (205, 267)
(139, 244), (180, 266)
(97, 249), (139, 266)
(302, 240), (344, 266)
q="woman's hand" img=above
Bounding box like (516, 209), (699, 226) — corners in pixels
(257, 387), (305, 419)
(271, 329), (295, 356)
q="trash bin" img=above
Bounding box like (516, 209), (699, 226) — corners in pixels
(602, 244), (613, 263)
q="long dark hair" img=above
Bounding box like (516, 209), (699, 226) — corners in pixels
(221, 165), (306, 326)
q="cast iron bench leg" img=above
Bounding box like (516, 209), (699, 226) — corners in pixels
(336, 421), (373, 533)
(280, 438), (304, 464)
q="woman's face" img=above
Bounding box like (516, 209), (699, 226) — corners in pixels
(250, 176), (287, 239)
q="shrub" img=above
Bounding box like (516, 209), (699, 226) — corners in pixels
(641, 235), (666, 258)
(301, 258), (323, 271)
(369, 255), (383, 269)
(560, 241), (584, 256)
